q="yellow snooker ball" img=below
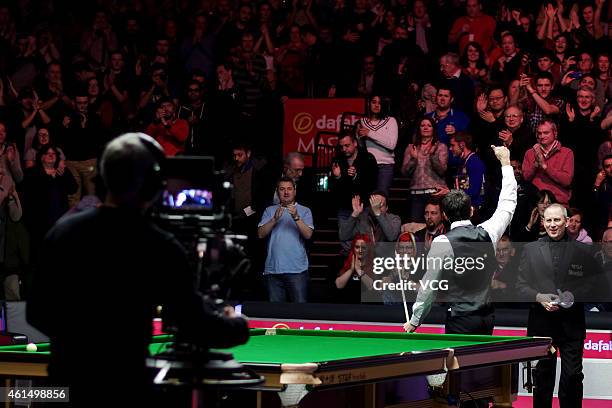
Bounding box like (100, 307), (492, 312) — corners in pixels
(26, 343), (37, 352)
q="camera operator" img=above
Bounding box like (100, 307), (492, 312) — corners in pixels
(27, 133), (249, 406)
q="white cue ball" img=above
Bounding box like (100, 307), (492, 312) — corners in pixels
(26, 343), (37, 352)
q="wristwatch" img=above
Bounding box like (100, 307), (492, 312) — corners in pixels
(293, 215), (300, 222)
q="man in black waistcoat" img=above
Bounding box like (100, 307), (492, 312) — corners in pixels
(404, 145), (517, 335)
(516, 203), (605, 408)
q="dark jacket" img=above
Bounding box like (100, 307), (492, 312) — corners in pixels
(516, 235), (605, 340)
(27, 207), (249, 405)
(329, 147), (378, 211)
(225, 157), (274, 220)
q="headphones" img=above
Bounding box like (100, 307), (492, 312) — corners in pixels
(137, 134), (166, 202)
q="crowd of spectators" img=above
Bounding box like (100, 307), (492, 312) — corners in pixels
(0, 0), (610, 305)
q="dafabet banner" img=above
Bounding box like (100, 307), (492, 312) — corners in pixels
(283, 98), (364, 164)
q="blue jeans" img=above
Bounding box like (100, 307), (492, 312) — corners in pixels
(265, 271), (308, 302)
(377, 164), (394, 198)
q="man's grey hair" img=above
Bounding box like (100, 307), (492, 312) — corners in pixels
(543, 203), (568, 218)
(442, 53), (460, 67)
(577, 86), (596, 99)
(284, 151), (304, 166)
(100, 133), (162, 196)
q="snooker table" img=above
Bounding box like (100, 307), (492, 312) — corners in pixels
(0, 329), (552, 407)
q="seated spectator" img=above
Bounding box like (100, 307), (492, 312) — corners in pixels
(417, 83), (437, 114)
(406, 198), (448, 255)
(593, 155), (612, 240)
(339, 192), (400, 251)
(490, 235), (519, 304)
(357, 95), (398, 197)
(567, 208), (593, 244)
(401, 117), (448, 222)
(335, 234), (375, 302)
(521, 189), (557, 242)
(381, 231), (420, 304)
(24, 127), (65, 168)
(449, 132), (486, 214)
(522, 119), (574, 205)
(145, 98), (189, 156)
(330, 132), (378, 254)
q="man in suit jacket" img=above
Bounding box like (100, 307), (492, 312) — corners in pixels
(516, 203), (605, 408)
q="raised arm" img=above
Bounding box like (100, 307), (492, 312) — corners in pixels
(479, 146), (517, 246)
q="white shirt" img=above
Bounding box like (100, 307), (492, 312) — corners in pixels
(409, 165), (517, 327)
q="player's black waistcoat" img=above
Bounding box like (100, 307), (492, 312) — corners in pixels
(441, 225), (497, 314)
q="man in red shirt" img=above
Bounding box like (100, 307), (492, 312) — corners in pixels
(522, 120), (574, 205)
(145, 98), (189, 156)
(448, 0), (496, 54)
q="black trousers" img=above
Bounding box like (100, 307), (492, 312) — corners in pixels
(533, 337), (584, 408)
(445, 312), (495, 335)
(445, 312), (494, 408)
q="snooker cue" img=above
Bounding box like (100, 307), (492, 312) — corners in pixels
(397, 267), (410, 324)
